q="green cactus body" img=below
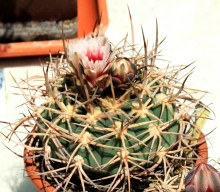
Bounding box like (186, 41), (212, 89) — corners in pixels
(7, 35), (208, 192)
(37, 77), (179, 177)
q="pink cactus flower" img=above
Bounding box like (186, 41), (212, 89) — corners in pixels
(185, 163), (220, 192)
(68, 36), (115, 91)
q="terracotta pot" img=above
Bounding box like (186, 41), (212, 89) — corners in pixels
(194, 132), (208, 166)
(0, 0), (108, 58)
(25, 151), (55, 192)
(24, 133), (208, 192)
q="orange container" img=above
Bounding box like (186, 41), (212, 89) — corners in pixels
(0, 0), (108, 58)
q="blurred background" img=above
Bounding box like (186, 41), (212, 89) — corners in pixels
(0, 0), (220, 191)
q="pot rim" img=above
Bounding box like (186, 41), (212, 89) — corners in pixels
(0, 0), (108, 58)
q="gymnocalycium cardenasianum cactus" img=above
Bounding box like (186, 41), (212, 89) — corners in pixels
(6, 32), (211, 191)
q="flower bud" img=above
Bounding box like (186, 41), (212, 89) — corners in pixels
(112, 58), (136, 88)
(185, 163), (220, 192)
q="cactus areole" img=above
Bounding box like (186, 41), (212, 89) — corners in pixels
(9, 33), (210, 191)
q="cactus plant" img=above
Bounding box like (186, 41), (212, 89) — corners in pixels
(3, 25), (211, 192)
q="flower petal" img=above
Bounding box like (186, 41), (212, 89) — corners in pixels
(67, 36), (116, 92)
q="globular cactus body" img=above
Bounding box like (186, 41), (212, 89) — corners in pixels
(7, 33), (211, 192)
(37, 78), (179, 177)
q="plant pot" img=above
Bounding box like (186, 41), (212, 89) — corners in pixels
(25, 151), (55, 192)
(0, 0), (108, 58)
(24, 133), (208, 192)
(194, 132), (208, 166)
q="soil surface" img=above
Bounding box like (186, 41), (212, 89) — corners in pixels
(0, 18), (77, 42)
